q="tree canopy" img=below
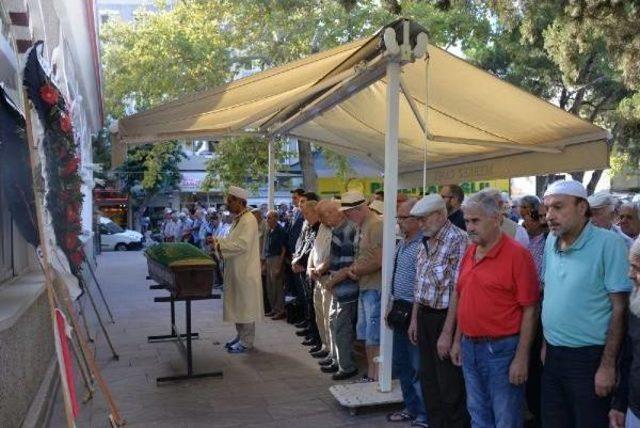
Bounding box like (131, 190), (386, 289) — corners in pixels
(100, 0), (640, 194)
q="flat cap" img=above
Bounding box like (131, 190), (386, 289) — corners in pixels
(410, 194), (446, 217)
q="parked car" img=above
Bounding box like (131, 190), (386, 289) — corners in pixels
(98, 216), (144, 251)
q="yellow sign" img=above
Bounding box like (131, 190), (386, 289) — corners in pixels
(317, 177), (509, 197)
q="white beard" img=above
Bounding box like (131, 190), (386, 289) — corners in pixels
(630, 287), (640, 318)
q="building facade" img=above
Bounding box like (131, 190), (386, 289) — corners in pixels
(0, 1), (102, 426)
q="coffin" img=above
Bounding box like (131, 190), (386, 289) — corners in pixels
(144, 243), (214, 298)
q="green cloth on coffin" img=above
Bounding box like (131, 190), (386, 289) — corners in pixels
(145, 243), (214, 268)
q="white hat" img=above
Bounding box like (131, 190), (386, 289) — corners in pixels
(339, 191), (367, 211)
(369, 200), (384, 215)
(587, 191), (614, 208)
(543, 180), (587, 200)
(228, 185), (249, 201)
(410, 194), (446, 217)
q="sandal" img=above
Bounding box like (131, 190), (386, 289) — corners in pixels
(386, 410), (414, 423)
(411, 421), (428, 428)
(358, 375), (375, 383)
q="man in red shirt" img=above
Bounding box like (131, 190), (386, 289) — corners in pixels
(450, 191), (540, 427)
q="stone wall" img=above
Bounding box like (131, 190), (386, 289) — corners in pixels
(0, 289), (54, 428)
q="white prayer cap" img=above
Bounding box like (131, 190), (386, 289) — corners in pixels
(543, 180), (587, 200)
(588, 191), (614, 208)
(227, 185), (249, 201)
(339, 191), (367, 211)
(369, 200), (384, 215)
(410, 194), (446, 217)
(164, 207), (173, 214)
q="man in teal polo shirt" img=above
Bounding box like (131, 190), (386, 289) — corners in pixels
(542, 180), (632, 428)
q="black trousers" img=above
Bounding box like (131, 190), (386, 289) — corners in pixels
(417, 306), (470, 428)
(298, 272), (319, 342)
(541, 344), (609, 428)
(526, 317), (543, 427)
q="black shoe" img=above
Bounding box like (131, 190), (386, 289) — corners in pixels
(320, 363), (339, 373)
(318, 357), (333, 366)
(294, 321), (308, 329)
(332, 369), (358, 381)
(296, 329), (310, 337)
(302, 338), (318, 346)
(308, 344), (322, 354)
(311, 349), (329, 359)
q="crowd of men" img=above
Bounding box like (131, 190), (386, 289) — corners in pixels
(159, 180), (640, 428)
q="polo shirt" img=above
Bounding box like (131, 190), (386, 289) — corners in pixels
(542, 222), (633, 347)
(457, 233), (540, 337)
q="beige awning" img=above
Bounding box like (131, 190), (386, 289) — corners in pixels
(116, 19), (610, 185)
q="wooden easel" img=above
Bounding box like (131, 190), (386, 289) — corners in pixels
(22, 90), (125, 426)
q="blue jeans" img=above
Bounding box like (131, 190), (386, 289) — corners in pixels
(628, 409), (640, 428)
(393, 326), (428, 423)
(461, 335), (523, 428)
(356, 289), (381, 346)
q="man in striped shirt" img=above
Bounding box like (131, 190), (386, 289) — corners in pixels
(386, 199), (428, 427)
(408, 194), (469, 428)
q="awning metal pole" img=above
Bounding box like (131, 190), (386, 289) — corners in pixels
(268, 139), (275, 209)
(378, 58), (401, 393)
(423, 55), (430, 195)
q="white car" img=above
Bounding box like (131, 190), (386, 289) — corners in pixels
(98, 216), (144, 251)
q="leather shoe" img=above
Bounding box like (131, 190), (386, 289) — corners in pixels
(272, 312), (287, 320)
(295, 329), (310, 337)
(311, 349), (329, 359)
(294, 321), (308, 329)
(332, 369), (358, 381)
(320, 363), (339, 373)
(318, 357), (333, 366)
(308, 344), (322, 354)
(301, 338), (318, 346)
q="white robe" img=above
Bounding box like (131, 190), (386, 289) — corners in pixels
(218, 210), (263, 323)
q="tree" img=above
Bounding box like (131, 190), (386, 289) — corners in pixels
(473, 0), (640, 194)
(101, 1), (235, 219)
(201, 136), (287, 192)
(116, 142), (185, 229)
(101, 0), (233, 118)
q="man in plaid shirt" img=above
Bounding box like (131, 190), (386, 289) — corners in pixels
(408, 194), (469, 428)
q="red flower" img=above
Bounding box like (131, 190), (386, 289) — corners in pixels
(40, 84), (59, 106)
(68, 251), (83, 267)
(60, 113), (72, 134)
(64, 233), (78, 251)
(61, 156), (79, 177)
(66, 205), (79, 223)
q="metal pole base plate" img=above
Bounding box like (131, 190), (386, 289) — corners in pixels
(156, 370), (223, 384)
(329, 380), (403, 415)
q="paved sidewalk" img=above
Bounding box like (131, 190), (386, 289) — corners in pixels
(48, 251), (399, 427)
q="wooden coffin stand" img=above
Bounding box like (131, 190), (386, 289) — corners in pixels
(145, 253), (223, 384)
